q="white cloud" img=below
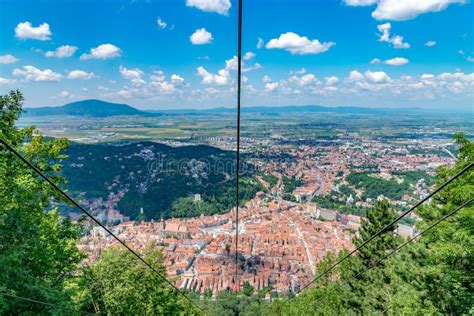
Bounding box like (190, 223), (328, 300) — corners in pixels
(98, 85), (109, 91)
(257, 38), (264, 49)
(190, 28), (213, 45)
(80, 44), (121, 60)
(467, 56), (474, 63)
(15, 21), (51, 40)
(171, 74), (185, 84)
(347, 70), (365, 82)
(377, 23), (410, 49)
(67, 70), (95, 80)
(364, 70), (390, 82)
(265, 82), (279, 92)
(186, 0), (231, 15)
(372, 0), (465, 21)
(243, 52), (255, 60)
(325, 76), (339, 85)
(421, 74), (434, 79)
(266, 32), (335, 55)
(370, 58), (382, 64)
(437, 72), (474, 82)
(425, 40), (437, 47)
(156, 17), (167, 29)
(0, 54), (18, 64)
(224, 55), (261, 72)
(344, 0), (378, 5)
(371, 56), (409, 65)
(384, 57), (409, 66)
(119, 66), (146, 85)
(289, 74), (318, 86)
(45, 45), (78, 58)
(197, 66), (230, 85)
(13, 65), (62, 81)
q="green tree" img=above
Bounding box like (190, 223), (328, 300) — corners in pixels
(79, 242), (197, 315)
(411, 132), (474, 314)
(0, 90), (85, 314)
(344, 200), (399, 312)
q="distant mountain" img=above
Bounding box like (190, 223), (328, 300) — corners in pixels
(24, 99), (160, 117)
(149, 105), (449, 115)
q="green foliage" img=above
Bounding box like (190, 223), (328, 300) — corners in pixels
(347, 171), (410, 200)
(0, 90), (85, 314)
(411, 132), (474, 314)
(197, 285), (271, 316)
(282, 176), (301, 194)
(62, 142), (263, 220)
(77, 242), (197, 315)
(260, 173), (278, 188)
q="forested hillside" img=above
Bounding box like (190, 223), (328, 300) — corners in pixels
(62, 141), (263, 220)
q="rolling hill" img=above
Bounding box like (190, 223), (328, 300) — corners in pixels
(24, 99), (160, 117)
(61, 141), (261, 220)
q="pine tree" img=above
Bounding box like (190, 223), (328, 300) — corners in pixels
(343, 199), (399, 312)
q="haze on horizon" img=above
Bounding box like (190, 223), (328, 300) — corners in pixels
(1, 0), (473, 111)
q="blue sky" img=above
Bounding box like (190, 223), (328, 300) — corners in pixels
(0, 0), (473, 110)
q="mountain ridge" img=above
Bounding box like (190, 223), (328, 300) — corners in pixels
(23, 99), (471, 117)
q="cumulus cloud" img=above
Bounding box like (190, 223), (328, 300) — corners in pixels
(15, 21), (52, 40)
(197, 54), (261, 86)
(372, 0), (466, 21)
(171, 74), (185, 84)
(0, 54), (18, 64)
(13, 65), (62, 81)
(289, 73), (318, 86)
(80, 44), (121, 60)
(45, 45), (78, 58)
(190, 28), (213, 45)
(185, 0), (231, 15)
(265, 82), (279, 92)
(425, 40), (437, 47)
(67, 70), (95, 80)
(257, 38), (264, 49)
(119, 66), (146, 85)
(371, 57), (409, 65)
(347, 70), (365, 82)
(266, 32), (335, 55)
(156, 17), (167, 29)
(384, 57), (409, 66)
(325, 76), (339, 85)
(224, 55), (261, 72)
(365, 70), (390, 82)
(197, 66), (230, 85)
(377, 23), (410, 49)
(343, 0), (465, 21)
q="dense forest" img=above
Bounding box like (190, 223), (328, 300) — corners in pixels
(61, 139), (262, 220)
(346, 170), (434, 201)
(1, 91), (472, 315)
